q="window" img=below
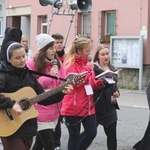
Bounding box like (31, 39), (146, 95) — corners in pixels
(81, 13), (91, 37)
(0, 4), (2, 11)
(41, 16), (47, 33)
(0, 18), (2, 36)
(105, 11), (116, 35)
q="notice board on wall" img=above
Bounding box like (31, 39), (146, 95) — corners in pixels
(110, 36), (143, 90)
(110, 36), (143, 69)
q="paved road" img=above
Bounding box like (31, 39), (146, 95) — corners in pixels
(59, 89), (149, 150)
(59, 89), (150, 150)
(0, 89), (149, 150)
(60, 106), (149, 150)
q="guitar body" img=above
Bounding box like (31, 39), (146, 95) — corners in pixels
(0, 74), (86, 137)
(0, 87), (38, 137)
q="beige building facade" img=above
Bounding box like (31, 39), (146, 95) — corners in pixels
(2, 0), (150, 89)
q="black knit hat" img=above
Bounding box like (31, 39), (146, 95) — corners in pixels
(0, 27), (22, 61)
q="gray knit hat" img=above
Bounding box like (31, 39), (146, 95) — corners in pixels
(36, 33), (55, 50)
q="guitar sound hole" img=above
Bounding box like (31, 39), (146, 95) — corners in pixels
(18, 99), (31, 111)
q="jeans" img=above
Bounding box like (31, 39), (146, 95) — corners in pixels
(53, 116), (62, 147)
(65, 114), (97, 150)
(32, 129), (54, 150)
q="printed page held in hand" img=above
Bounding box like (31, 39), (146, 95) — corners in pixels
(95, 69), (122, 84)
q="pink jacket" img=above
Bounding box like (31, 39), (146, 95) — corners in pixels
(61, 56), (103, 117)
(27, 58), (66, 122)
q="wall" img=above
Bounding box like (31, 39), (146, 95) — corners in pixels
(0, 0), (6, 47)
(118, 66), (150, 89)
(4, 0), (150, 89)
(5, 0), (149, 59)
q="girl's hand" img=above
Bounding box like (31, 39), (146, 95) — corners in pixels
(49, 65), (58, 76)
(62, 85), (73, 94)
(12, 103), (23, 114)
(113, 91), (120, 98)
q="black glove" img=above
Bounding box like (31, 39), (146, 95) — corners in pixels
(0, 94), (15, 109)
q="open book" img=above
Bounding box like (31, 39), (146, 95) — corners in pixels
(66, 71), (88, 80)
(95, 69), (122, 84)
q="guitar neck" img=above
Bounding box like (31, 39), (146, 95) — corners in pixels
(28, 73), (84, 105)
(29, 81), (70, 105)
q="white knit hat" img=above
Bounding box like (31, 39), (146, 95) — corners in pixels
(36, 33), (55, 50)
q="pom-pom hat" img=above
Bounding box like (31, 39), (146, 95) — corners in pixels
(36, 33), (55, 50)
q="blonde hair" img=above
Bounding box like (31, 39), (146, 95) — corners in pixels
(21, 35), (29, 46)
(64, 36), (91, 69)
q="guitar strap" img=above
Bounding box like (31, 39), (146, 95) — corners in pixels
(0, 62), (67, 81)
(28, 69), (67, 81)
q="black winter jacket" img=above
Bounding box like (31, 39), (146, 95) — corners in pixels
(94, 63), (120, 127)
(0, 62), (64, 137)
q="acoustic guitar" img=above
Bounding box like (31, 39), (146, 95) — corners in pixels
(0, 74), (85, 137)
